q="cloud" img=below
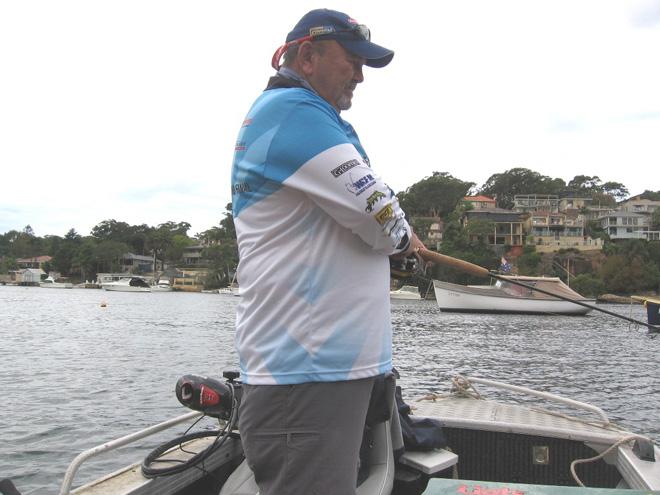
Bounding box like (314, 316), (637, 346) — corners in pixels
(630, 0), (660, 27)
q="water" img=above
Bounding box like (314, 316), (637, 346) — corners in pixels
(1, 285), (658, 494)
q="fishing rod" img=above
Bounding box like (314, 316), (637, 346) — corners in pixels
(416, 247), (658, 332)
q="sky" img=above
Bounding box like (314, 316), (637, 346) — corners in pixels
(1, 0), (659, 238)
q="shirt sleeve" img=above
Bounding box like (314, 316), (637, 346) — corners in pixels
(265, 99), (411, 256)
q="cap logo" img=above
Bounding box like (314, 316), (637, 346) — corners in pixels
(347, 17), (359, 25)
(309, 26), (335, 36)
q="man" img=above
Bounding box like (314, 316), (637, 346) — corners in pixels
(230, 9), (423, 494)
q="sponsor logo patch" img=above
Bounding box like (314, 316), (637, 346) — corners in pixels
(365, 190), (386, 212)
(232, 182), (251, 194)
(309, 26), (334, 36)
(374, 203), (394, 225)
(235, 141), (246, 151)
(330, 159), (361, 178)
(346, 173), (376, 196)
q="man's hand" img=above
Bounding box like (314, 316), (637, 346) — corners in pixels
(390, 232), (424, 263)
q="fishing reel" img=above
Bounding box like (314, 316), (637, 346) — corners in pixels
(175, 371), (242, 421)
(390, 254), (423, 280)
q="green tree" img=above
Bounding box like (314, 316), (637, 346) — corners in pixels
(397, 172), (474, 218)
(570, 274), (605, 297)
(517, 245), (542, 275)
(199, 204), (239, 287)
(147, 221), (193, 264)
(72, 238), (98, 281)
(600, 181), (629, 200)
(639, 190), (660, 201)
(566, 175), (602, 195)
(52, 229), (82, 275)
(479, 168), (565, 209)
(95, 240), (130, 272)
(164, 234), (193, 263)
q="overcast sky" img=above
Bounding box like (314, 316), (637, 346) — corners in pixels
(1, 0), (659, 238)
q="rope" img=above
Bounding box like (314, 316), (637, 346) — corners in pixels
(570, 434), (645, 487)
(416, 375), (482, 402)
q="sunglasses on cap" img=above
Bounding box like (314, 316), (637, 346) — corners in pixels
(271, 24), (371, 70)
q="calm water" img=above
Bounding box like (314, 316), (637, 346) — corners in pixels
(1, 285), (658, 494)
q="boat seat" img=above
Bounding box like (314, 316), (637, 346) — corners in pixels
(219, 419), (395, 495)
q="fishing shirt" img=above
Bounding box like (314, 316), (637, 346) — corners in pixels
(231, 74), (412, 385)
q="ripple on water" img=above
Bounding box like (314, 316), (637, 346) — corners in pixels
(1, 288), (658, 494)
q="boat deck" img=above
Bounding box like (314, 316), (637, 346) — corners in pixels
(413, 396), (630, 444)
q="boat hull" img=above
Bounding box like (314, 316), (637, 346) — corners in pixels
(390, 292), (421, 300)
(433, 280), (594, 315)
(103, 285), (151, 292)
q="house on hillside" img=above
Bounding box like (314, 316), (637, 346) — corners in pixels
(120, 253), (157, 274)
(462, 208), (526, 248)
(16, 255), (52, 270)
(618, 197), (660, 216)
(513, 194), (559, 213)
(598, 212), (660, 241)
(526, 210), (603, 252)
(182, 245), (206, 266)
(463, 195), (496, 210)
(558, 196), (592, 212)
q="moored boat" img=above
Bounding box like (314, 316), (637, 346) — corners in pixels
(151, 279), (173, 292)
(40, 374), (660, 495)
(102, 277), (151, 292)
(39, 276), (73, 289)
(433, 276), (595, 315)
(390, 285), (422, 300)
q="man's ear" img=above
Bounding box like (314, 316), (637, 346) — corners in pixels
(297, 41), (317, 77)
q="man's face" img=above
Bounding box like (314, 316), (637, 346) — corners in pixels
(307, 41), (365, 112)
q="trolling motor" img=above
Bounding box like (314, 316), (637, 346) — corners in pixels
(175, 371), (241, 420)
(141, 370), (242, 478)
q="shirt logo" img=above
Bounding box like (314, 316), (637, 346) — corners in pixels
(330, 159), (360, 178)
(232, 182), (251, 194)
(365, 191), (386, 212)
(346, 173), (376, 196)
(374, 203), (394, 225)
(309, 26), (335, 36)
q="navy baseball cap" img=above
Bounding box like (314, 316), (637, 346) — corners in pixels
(271, 9), (394, 70)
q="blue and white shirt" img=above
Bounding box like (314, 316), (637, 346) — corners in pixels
(231, 75), (411, 385)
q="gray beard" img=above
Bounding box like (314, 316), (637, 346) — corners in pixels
(337, 95), (352, 111)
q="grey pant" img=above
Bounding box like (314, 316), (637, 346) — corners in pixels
(238, 377), (377, 495)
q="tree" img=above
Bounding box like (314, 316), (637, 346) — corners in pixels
(570, 274), (605, 297)
(479, 168), (565, 209)
(164, 234), (193, 263)
(639, 190), (660, 201)
(147, 221), (193, 264)
(566, 175), (602, 194)
(397, 172), (474, 218)
(94, 240), (130, 272)
(599, 241), (660, 293)
(72, 238), (97, 281)
(52, 229), (82, 275)
(517, 245), (542, 275)
(600, 181), (629, 200)
(199, 204), (239, 287)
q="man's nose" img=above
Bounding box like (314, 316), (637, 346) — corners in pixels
(354, 64), (364, 83)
